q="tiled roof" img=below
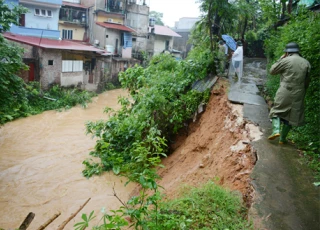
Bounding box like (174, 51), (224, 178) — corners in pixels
(150, 25), (181, 37)
(96, 22), (135, 33)
(4, 33), (104, 53)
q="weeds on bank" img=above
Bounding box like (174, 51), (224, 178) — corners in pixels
(0, 82), (96, 124)
(75, 181), (252, 230)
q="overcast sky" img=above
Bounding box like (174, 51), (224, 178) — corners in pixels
(148, 0), (201, 27)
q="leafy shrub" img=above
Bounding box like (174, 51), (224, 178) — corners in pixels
(0, 36), (29, 124)
(0, 81), (96, 124)
(25, 83), (96, 112)
(84, 54), (211, 177)
(264, 9), (320, 177)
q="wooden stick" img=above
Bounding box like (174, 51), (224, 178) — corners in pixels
(57, 198), (91, 230)
(36, 212), (61, 230)
(19, 212), (35, 230)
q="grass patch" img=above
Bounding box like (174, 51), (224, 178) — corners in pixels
(154, 181), (253, 230)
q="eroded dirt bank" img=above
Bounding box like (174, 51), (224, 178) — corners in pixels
(157, 78), (262, 206)
(0, 79), (261, 229)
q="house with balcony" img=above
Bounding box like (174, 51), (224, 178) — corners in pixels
(58, 0), (90, 41)
(147, 25), (181, 57)
(76, 0), (140, 85)
(3, 0), (111, 92)
(89, 0), (135, 59)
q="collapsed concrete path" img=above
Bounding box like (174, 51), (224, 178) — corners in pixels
(228, 58), (320, 230)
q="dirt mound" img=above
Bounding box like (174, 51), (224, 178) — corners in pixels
(157, 78), (261, 206)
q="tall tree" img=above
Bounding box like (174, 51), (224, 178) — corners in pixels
(149, 11), (164, 26)
(198, 0), (234, 51)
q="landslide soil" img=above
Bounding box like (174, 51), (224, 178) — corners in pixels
(157, 78), (260, 206)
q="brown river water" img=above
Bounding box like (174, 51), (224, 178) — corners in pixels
(0, 89), (136, 229)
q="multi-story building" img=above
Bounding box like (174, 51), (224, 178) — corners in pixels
(58, 0), (90, 41)
(126, 1), (150, 59)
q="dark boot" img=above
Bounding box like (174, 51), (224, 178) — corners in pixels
(279, 124), (292, 144)
(268, 117), (280, 140)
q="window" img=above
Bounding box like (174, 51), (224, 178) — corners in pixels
(41, 9), (46, 16)
(62, 29), (73, 39)
(48, 60), (53, 65)
(132, 38), (136, 42)
(62, 60), (83, 72)
(35, 8), (52, 17)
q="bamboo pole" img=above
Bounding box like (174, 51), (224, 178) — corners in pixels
(56, 198), (91, 230)
(36, 212), (61, 230)
(19, 212), (35, 230)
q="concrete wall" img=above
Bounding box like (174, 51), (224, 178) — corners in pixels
(20, 3), (60, 30)
(121, 47), (132, 58)
(173, 31), (192, 58)
(39, 49), (62, 88)
(61, 72), (83, 86)
(126, 4), (149, 35)
(80, 0), (95, 8)
(153, 35), (173, 55)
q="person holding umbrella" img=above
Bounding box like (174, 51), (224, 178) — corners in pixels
(268, 42), (311, 144)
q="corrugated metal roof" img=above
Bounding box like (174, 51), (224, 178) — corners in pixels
(62, 1), (90, 9)
(96, 22), (135, 32)
(150, 25), (181, 37)
(3, 33), (104, 53)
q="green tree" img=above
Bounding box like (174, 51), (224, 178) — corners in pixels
(0, 0), (28, 124)
(149, 11), (164, 26)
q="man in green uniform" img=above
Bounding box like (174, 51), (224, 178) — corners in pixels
(218, 40), (226, 76)
(268, 42), (311, 144)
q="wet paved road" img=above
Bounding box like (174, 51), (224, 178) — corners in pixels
(228, 58), (320, 230)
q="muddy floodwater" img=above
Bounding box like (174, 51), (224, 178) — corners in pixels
(0, 89), (135, 229)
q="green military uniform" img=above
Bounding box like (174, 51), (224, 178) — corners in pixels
(218, 44), (226, 75)
(269, 53), (311, 126)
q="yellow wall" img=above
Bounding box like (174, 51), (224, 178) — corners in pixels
(96, 14), (124, 24)
(59, 24), (85, 40)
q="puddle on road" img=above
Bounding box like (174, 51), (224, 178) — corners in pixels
(0, 89), (135, 229)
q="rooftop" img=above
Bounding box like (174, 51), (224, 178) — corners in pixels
(149, 25), (181, 37)
(4, 33), (104, 53)
(96, 22), (135, 33)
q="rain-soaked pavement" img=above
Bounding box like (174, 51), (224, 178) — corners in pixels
(228, 58), (320, 230)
